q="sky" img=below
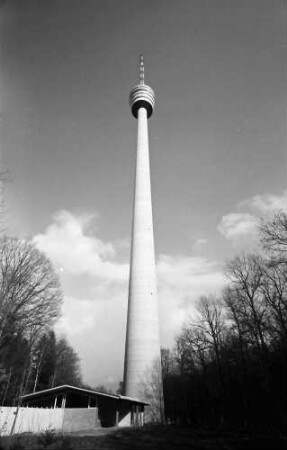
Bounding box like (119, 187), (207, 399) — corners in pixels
(1, 0), (286, 390)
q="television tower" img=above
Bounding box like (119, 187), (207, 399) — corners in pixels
(123, 56), (163, 419)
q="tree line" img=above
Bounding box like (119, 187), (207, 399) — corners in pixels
(0, 236), (82, 405)
(162, 211), (287, 432)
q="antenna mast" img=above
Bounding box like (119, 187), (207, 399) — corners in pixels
(139, 55), (145, 84)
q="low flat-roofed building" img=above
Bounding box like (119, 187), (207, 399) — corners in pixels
(19, 384), (148, 431)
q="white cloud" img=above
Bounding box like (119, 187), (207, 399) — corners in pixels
(55, 294), (127, 392)
(239, 190), (287, 214)
(33, 210), (226, 389)
(34, 210), (129, 282)
(192, 238), (208, 251)
(218, 189), (286, 244)
(33, 210), (129, 389)
(217, 213), (258, 240)
(157, 254), (226, 347)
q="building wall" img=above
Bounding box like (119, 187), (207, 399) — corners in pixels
(0, 407), (100, 435)
(62, 408), (99, 432)
(0, 402), (142, 435)
(0, 407), (64, 435)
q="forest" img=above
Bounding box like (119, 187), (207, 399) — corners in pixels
(162, 211), (287, 432)
(0, 237), (82, 405)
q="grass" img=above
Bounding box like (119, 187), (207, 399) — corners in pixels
(1, 425), (286, 450)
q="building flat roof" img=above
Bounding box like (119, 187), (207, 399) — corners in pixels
(20, 384), (149, 405)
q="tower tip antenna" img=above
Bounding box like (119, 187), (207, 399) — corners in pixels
(139, 55), (144, 84)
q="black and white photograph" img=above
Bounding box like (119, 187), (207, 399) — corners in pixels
(0, 1), (286, 448)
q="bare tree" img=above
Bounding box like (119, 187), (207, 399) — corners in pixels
(259, 211), (287, 261)
(196, 295), (226, 368)
(223, 286), (251, 362)
(258, 212), (287, 344)
(0, 237), (62, 403)
(0, 236), (62, 346)
(225, 254), (269, 356)
(176, 324), (209, 374)
(165, 214), (287, 430)
(261, 262), (287, 345)
(139, 357), (164, 423)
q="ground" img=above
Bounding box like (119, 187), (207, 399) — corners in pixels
(2, 426), (287, 450)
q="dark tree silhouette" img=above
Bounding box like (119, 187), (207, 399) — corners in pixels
(162, 212), (287, 432)
(52, 336), (82, 387)
(0, 236), (63, 404)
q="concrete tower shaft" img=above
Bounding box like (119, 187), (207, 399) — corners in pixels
(124, 58), (162, 411)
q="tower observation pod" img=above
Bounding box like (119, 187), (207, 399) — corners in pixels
(123, 56), (163, 422)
